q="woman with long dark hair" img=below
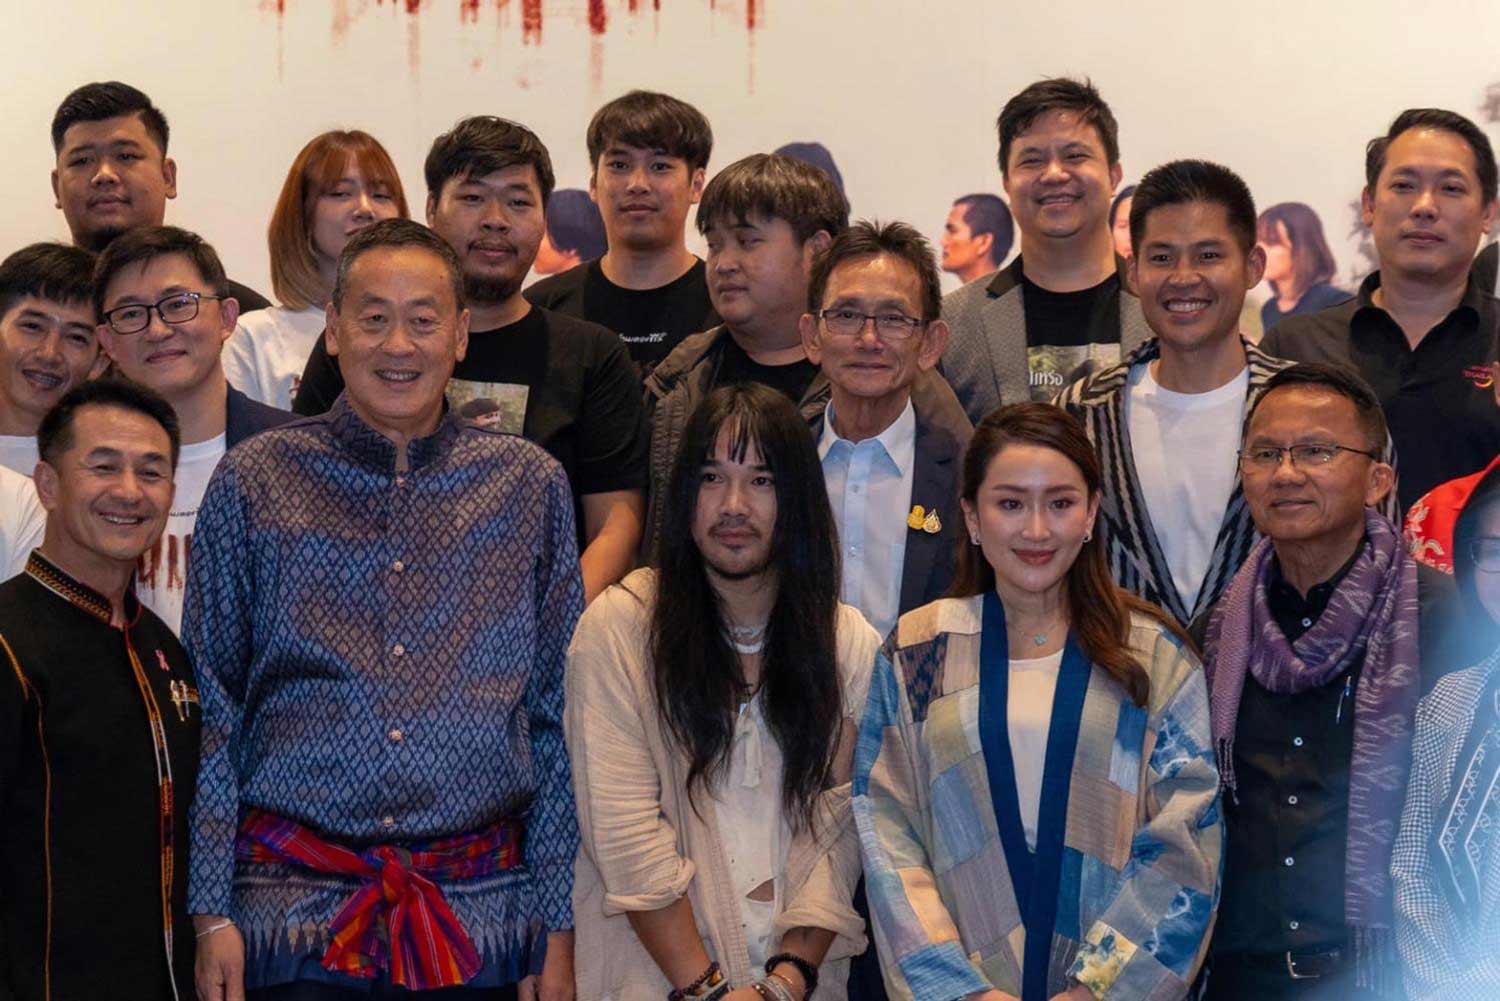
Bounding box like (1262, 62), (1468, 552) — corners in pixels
(566, 384), (881, 1000)
(1256, 202), (1347, 333)
(1393, 462), (1500, 995)
(854, 403), (1222, 1001)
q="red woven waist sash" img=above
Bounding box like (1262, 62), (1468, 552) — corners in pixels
(234, 808), (525, 990)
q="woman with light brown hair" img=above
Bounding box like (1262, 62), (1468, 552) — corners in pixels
(854, 403), (1222, 1001)
(223, 130), (407, 409)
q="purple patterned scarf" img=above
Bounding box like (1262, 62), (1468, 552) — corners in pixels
(1204, 509), (1420, 992)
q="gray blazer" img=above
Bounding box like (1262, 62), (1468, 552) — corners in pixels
(940, 256), (1151, 424)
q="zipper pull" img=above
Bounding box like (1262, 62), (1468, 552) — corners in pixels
(1335, 673), (1353, 724)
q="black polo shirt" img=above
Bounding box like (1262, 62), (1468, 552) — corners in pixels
(1214, 549), (1361, 959)
(1260, 271), (1500, 514)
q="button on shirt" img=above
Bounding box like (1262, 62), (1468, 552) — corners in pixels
(1215, 551), (1362, 957)
(1260, 271), (1500, 513)
(819, 401), (917, 639)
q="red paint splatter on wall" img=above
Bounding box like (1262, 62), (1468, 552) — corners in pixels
(522, 0), (543, 42)
(588, 0), (607, 34)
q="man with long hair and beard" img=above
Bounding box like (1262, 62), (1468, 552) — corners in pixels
(565, 383), (881, 1001)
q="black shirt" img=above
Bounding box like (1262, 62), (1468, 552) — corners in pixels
(716, 334), (820, 404)
(293, 306), (648, 509)
(523, 259), (718, 377)
(1260, 271), (1500, 513)
(1019, 266), (1122, 401)
(0, 553), (201, 1000)
(1214, 550), (1362, 958)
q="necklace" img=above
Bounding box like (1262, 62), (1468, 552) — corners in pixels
(726, 622), (767, 655)
(1012, 612), (1064, 648)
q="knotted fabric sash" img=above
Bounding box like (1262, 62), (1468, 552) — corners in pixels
(235, 808), (524, 990)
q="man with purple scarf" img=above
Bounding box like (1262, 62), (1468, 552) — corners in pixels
(1201, 362), (1420, 999)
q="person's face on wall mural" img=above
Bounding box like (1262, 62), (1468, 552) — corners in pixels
(1003, 109), (1122, 246)
(1129, 200), (1265, 355)
(704, 210), (825, 337)
(941, 204), (993, 278)
(52, 113), (178, 253)
(1111, 194), (1133, 259)
(590, 143), (706, 255)
(801, 253), (948, 401)
(427, 164), (546, 307)
(1259, 220), (1295, 287)
(1363, 126), (1499, 288)
(532, 229), (580, 276)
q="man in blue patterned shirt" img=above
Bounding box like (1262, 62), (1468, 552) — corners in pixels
(185, 218), (583, 1001)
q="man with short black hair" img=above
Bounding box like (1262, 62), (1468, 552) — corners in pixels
(943, 77), (1148, 420)
(525, 90), (718, 375)
(941, 193), (1013, 285)
(189, 218), (581, 1001)
(94, 225), (292, 633)
(642, 152), (849, 559)
(49, 81), (270, 311)
(1263, 107), (1500, 513)
(1203, 362), (1417, 999)
(1, 378), (201, 1001)
(1057, 159), (1288, 630)
(0, 242), (103, 475)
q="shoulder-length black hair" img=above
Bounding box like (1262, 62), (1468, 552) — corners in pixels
(651, 383), (844, 831)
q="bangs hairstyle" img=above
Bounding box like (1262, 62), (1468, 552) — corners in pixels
(93, 226), (227, 321)
(425, 116), (555, 207)
(996, 76), (1119, 176)
(268, 131), (410, 311)
(51, 81), (168, 155)
(1365, 107), (1499, 205)
(38, 378), (181, 469)
(1128, 159), (1257, 256)
(1256, 202), (1337, 298)
(696, 153), (850, 244)
(950, 403), (1194, 706)
(1248, 362), (1388, 453)
(807, 219), (943, 323)
(587, 90), (713, 173)
(0, 243), (96, 323)
(650, 383), (844, 832)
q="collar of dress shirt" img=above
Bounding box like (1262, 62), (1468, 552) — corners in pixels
(818, 397), (917, 479)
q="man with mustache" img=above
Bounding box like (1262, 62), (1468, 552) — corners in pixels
(0, 242), (104, 476)
(50, 81), (270, 312)
(295, 117), (648, 601)
(524, 90), (719, 378)
(1263, 108), (1500, 514)
(943, 77), (1149, 420)
(93, 226), (293, 634)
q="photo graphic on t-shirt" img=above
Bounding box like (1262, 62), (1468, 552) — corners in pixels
(1026, 343), (1121, 400)
(447, 379), (530, 434)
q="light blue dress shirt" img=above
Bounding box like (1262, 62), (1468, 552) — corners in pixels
(818, 399), (917, 639)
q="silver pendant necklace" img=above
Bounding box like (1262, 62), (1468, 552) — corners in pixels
(727, 622), (767, 655)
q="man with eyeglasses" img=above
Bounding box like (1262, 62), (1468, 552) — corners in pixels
(1200, 362), (1421, 999)
(94, 226), (292, 633)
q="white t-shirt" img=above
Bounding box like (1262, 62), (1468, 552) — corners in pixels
(0, 464), (44, 579)
(223, 305), (327, 411)
(1009, 649), (1063, 851)
(0, 435), (38, 477)
(1126, 362), (1250, 610)
(135, 434), (225, 634)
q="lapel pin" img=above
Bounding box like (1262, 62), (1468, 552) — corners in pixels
(908, 505), (942, 534)
(156, 650), (171, 673)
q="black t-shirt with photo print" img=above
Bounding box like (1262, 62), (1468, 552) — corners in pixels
(1020, 269), (1122, 400)
(523, 258), (719, 377)
(294, 306), (648, 507)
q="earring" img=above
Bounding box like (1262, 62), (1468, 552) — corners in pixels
(970, 534), (981, 545)
(1084, 531), (1093, 543)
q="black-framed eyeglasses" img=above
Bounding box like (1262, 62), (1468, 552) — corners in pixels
(1472, 537), (1500, 573)
(818, 308), (924, 341)
(102, 292), (224, 335)
(1238, 443), (1380, 471)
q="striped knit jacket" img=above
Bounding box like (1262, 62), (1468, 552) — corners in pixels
(1052, 339), (1292, 630)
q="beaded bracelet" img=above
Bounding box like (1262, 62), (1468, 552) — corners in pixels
(668, 961), (724, 1001)
(764, 953), (819, 998)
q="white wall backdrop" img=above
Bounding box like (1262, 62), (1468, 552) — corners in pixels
(5, 0), (1500, 301)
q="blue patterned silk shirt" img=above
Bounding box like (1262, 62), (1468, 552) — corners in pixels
(182, 396), (584, 988)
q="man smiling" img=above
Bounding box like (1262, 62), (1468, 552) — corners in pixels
(1057, 160), (1286, 631)
(0, 242), (103, 475)
(943, 77), (1149, 419)
(94, 226), (292, 633)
